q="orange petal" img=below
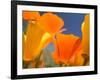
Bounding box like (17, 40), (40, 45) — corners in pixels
(23, 11), (40, 21)
(23, 21), (53, 61)
(53, 34), (81, 64)
(38, 13), (64, 34)
(69, 43), (84, 66)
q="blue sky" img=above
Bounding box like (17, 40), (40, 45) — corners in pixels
(54, 12), (86, 38)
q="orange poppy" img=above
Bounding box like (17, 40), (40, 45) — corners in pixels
(23, 12), (64, 62)
(52, 34), (82, 65)
(52, 15), (90, 66)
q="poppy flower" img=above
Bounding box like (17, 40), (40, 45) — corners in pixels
(23, 12), (64, 62)
(52, 15), (90, 66)
(52, 34), (82, 65)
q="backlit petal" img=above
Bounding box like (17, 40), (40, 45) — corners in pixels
(38, 13), (64, 34)
(81, 14), (90, 55)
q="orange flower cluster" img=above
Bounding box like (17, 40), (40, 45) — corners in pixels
(23, 11), (90, 66)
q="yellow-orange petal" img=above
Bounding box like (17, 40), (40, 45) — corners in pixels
(38, 13), (64, 34)
(81, 14), (90, 55)
(38, 32), (53, 50)
(53, 34), (81, 64)
(23, 11), (40, 21)
(23, 21), (45, 61)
